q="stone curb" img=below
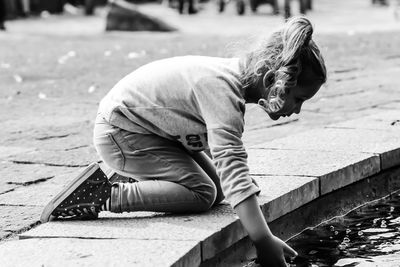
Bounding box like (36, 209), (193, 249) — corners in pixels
(1, 110), (399, 266)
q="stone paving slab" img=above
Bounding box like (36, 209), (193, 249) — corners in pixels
(329, 118), (400, 131)
(243, 105), (298, 132)
(2, 123), (94, 152)
(1, 116), (94, 153)
(378, 101), (400, 110)
(5, 133), (94, 152)
(365, 110), (400, 120)
(20, 206), (234, 241)
(1, 116), (91, 136)
(252, 127), (400, 170)
(3, 122), (93, 142)
(247, 149), (380, 195)
(328, 110), (400, 131)
(0, 146), (36, 160)
(0, 183), (70, 207)
(0, 238), (200, 267)
(7, 146), (99, 167)
(0, 163), (75, 194)
(242, 108), (386, 147)
(304, 89), (400, 114)
(0, 169), (84, 206)
(243, 106), (399, 147)
(0, 206), (42, 240)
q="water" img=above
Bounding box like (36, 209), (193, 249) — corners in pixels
(286, 192), (400, 267)
(244, 191), (400, 267)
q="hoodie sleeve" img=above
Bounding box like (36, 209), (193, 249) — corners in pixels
(194, 76), (260, 208)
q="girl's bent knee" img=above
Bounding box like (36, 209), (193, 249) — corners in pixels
(195, 184), (217, 211)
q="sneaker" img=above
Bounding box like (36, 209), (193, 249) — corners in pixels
(40, 162), (111, 223)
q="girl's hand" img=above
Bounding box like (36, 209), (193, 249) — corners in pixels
(233, 195), (297, 266)
(254, 235), (298, 267)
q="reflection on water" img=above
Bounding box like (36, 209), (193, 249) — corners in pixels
(286, 192), (400, 267)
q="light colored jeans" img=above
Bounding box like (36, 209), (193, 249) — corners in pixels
(93, 115), (223, 213)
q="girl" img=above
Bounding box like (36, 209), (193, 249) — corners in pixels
(41, 16), (327, 266)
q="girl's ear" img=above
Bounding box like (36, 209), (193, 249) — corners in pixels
(262, 70), (275, 89)
(258, 98), (267, 108)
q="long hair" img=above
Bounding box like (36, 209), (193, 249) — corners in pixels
(241, 16), (327, 112)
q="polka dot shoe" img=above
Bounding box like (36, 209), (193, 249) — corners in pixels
(40, 162), (111, 223)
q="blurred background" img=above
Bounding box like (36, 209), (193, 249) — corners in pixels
(0, 0), (399, 35)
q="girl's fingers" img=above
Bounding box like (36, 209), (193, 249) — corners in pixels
(278, 254), (289, 267)
(282, 242), (298, 258)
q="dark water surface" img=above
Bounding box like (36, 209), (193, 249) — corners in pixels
(285, 191), (400, 267)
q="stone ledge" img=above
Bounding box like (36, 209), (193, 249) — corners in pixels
(1, 110), (399, 266)
(0, 238), (200, 267)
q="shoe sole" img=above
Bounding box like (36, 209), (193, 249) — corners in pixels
(40, 162), (100, 223)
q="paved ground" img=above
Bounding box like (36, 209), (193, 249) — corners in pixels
(0, 0), (400, 249)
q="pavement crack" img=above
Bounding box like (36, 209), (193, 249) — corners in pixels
(391, 120), (400, 126)
(65, 145), (88, 151)
(11, 160), (89, 168)
(0, 188), (16, 195)
(385, 54), (400, 60)
(354, 102), (395, 111)
(333, 76), (357, 82)
(20, 236), (118, 240)
(0, 204), (38, 207)
(247, 119), (299, 131)
(0, 221), (41, 242)
(7, 176), (54, 186)
(36, 133), (77, 141)
(250, 147), (299, 151)
(333, 67), (360, 73)
(322, 89), (366, 99)
(19, 236), (199, 242)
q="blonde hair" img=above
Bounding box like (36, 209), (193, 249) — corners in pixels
(241, 16), (327, 112)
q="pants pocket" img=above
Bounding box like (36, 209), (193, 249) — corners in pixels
(94, 129), (126, 171)
(106, 133), (126, 171)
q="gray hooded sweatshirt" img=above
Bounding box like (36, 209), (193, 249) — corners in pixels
(98, 55), (260, 208)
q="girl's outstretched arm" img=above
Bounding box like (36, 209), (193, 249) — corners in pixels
(234, 194), (297, 267)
